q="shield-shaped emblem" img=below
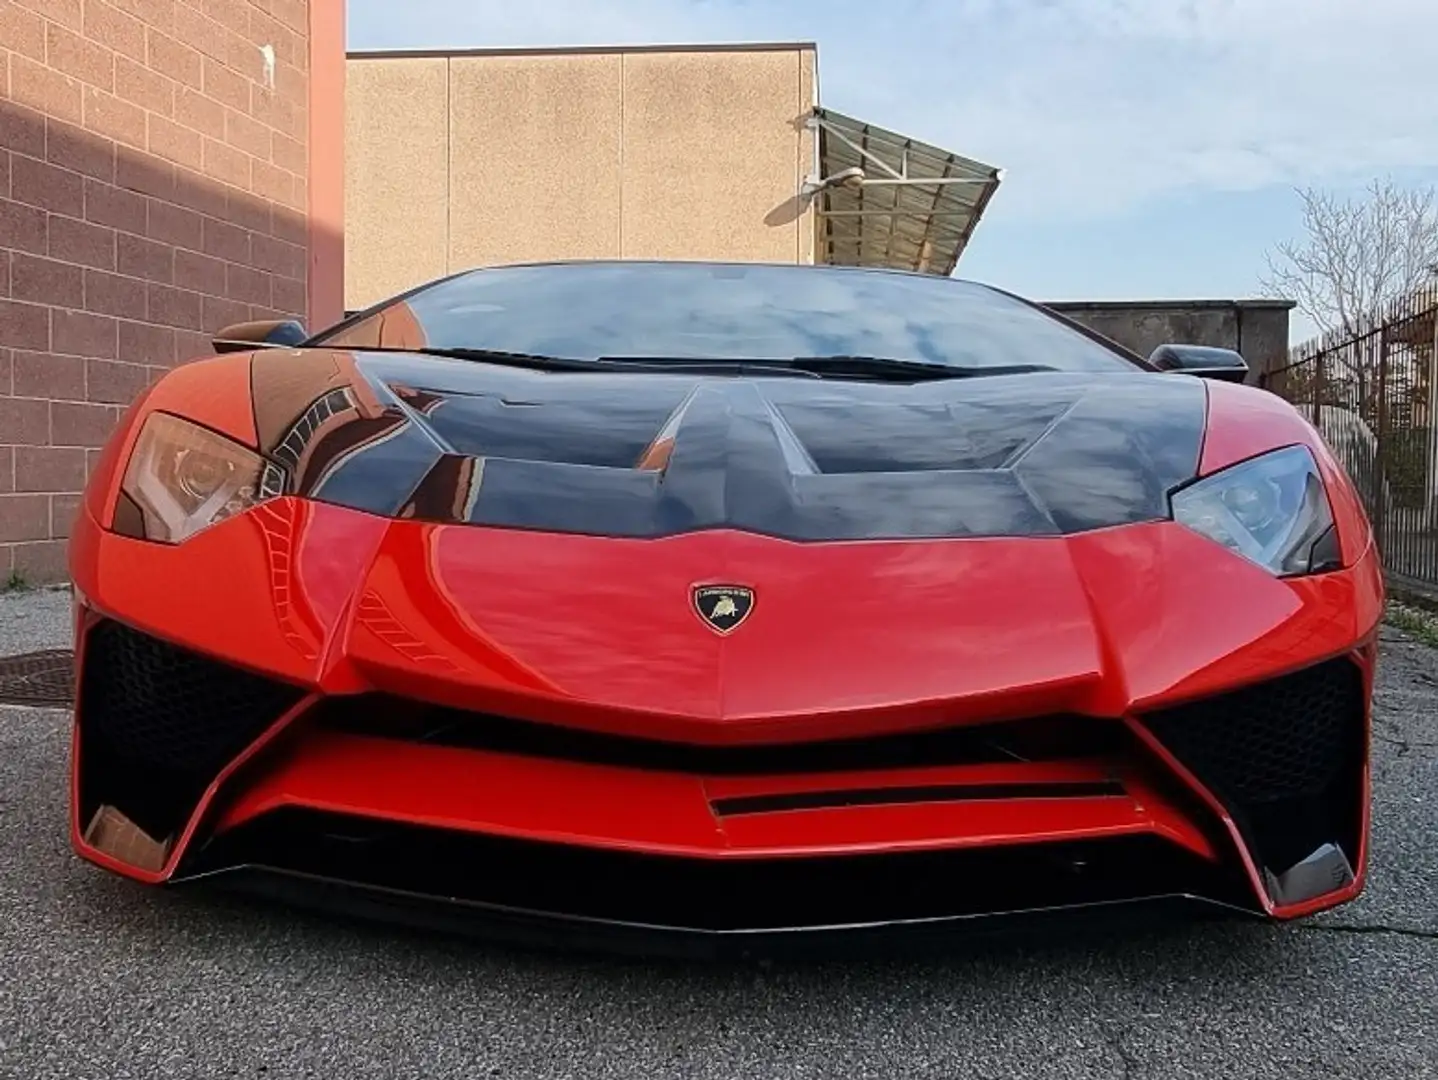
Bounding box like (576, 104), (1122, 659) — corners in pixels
(691, 584), (755, 634)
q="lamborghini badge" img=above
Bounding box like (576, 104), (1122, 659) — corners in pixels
(692, 585), (755, 634)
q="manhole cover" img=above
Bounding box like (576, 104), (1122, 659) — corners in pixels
(0, 649), (75, 706)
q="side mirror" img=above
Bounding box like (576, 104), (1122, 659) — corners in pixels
(1149, 343), (1249, 383)
(212, 319), (308, 354)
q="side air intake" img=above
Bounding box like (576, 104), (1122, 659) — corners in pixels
(77, 620), (306, 850)
(1137, 657), (1366, 898)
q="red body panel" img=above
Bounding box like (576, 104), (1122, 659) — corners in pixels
(209, 734), (1216, 861)
(67, 368), (1386, 926)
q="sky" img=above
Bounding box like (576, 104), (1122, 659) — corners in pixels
(346, 0), (1438, 344)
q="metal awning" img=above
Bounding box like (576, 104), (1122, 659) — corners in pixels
(807, 107), (1003, 277)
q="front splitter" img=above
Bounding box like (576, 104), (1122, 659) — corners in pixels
(169, 863), (1261, 961)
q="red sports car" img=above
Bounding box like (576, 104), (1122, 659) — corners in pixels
(68, 260), (1383, 949)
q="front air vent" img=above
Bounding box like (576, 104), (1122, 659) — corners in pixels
(315, 695), (1130, 776)
(1138, 657), (1366, 884)
(77, 620), (306, 842)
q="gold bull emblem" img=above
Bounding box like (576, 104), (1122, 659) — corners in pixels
(693, 585), (755, 634)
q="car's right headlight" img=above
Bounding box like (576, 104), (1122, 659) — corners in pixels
(1169, 444), (1342, 577)
(118, 413), (287, 544)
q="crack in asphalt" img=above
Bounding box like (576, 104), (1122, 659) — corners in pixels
(1100, 1025), (1143, 1080)
(1372, 732), (1438, 757)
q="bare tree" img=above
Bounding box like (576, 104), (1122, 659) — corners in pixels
(1262, 179), (1438, 529)
(1260, 177), (1438, 337)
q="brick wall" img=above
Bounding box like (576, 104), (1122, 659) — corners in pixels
(0, 0), (313, 582)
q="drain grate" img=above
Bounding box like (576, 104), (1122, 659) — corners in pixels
(0, 649), (76, 706)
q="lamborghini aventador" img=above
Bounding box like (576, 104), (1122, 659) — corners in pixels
(67, 260), (1384, 947)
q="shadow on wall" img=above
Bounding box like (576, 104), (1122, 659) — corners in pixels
(764, 194), (807, 228)
(0, 98), (339, 582)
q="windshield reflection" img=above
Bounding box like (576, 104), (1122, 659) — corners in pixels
(315, 262), (1141, 374)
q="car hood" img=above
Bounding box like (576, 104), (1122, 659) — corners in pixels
(250, 349), (1208, 542)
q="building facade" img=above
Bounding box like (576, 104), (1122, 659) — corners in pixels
(345, 43), (819, 312)
(343, 43), (1005, 314)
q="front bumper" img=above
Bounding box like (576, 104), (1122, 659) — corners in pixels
(69, 612), (1374, 942)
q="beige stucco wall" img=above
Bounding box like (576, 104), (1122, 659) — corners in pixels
(344, 45), (817, 311)
(346, 56), (450, 305)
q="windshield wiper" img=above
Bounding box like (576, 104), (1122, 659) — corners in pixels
(602, 354), (1057, 381)
(353, 347), (822, 378)
(787, 356), (1058, 381)
(352, 347), (1052, 382)
(594, 355), (1057, 381)
(355, 346), (609, 372)
(593, 357), (823, 378)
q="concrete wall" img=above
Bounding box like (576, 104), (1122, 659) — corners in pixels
(0, 0), (344, 583)
(344, 44), (817, 312)
(1046, 300), (1295, 383)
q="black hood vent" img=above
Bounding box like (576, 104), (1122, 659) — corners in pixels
(285, 357), (1206, 542)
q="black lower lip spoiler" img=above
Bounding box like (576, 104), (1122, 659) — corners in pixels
(167, 864), (1262, 961)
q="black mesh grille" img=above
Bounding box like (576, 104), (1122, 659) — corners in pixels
(78, 620), (306, 840)
(1138, 657), (1366, 878)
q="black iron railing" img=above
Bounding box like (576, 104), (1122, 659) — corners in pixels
(1263, 286), (1438, 597)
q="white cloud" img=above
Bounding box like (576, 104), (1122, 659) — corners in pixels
(348, 0), (1438, 222)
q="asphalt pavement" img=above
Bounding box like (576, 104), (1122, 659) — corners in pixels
(0, 586), (1434, 1079)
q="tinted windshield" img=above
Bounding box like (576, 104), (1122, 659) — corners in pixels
(314, 262), (1143, 374)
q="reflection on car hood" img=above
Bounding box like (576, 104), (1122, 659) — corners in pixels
(249, 349), (1208, 541)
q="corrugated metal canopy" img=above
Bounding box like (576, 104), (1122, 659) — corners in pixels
(811, 107), (1002, 276)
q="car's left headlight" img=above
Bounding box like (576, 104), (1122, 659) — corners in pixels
(1170, 444), (1342, 576)
(118, 412), (287, 543)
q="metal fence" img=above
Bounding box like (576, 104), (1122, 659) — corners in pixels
(1262, 285), (1438, 597)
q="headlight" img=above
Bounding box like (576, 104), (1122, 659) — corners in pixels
(118, 413), (286, 543)
(1170, 445), (1342, 576)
